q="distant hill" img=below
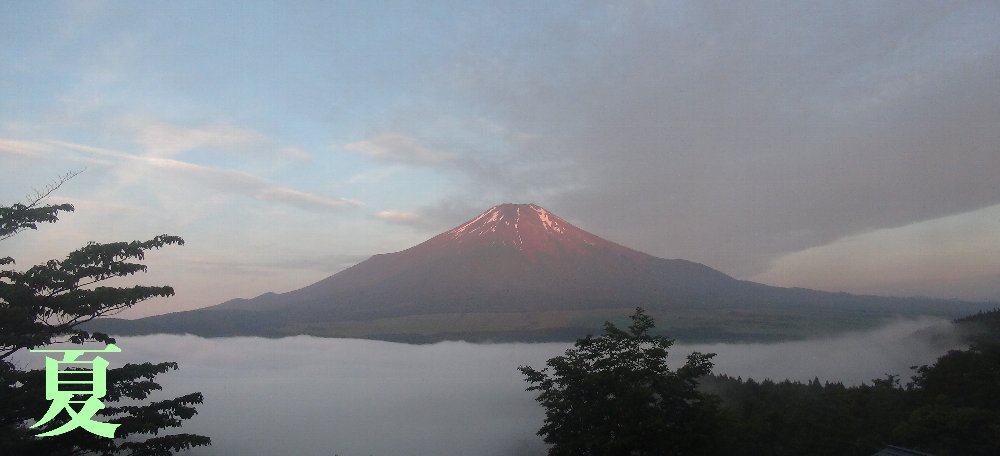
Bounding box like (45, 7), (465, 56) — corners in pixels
(88, 204), (994, 342)
(955, 308), (1000, 346)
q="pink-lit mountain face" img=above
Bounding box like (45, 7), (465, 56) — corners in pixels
(417, 203), (651, 261)
(213, 203), (738, 319)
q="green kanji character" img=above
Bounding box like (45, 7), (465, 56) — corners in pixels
(29, 344), (122, 438)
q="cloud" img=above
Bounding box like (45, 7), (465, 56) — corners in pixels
(374, 210), (423, 226)
(14, 335), (558, 456)
(753, 203), (1000, 302)
(277, 146), (311, 160)
(108, 252), (374, 319)
(343, 133), (453, 164)
(434, 1), (1000, 281)
(682, 317), (963, 385)
(119, 118), (311, 160)
(129, 120), (266, 156)
(180, 252), (371, 275)
(0, 138), (52, 157)
(368, 199), (496, 234)
(258, 187), (360, 212)
(346, 166), (403, 184)
(47, 140), (357, 212)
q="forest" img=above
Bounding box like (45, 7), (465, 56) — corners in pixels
(522, 308), (1000, 456)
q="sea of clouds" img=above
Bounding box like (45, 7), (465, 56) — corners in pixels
(12, 317), (963, 455)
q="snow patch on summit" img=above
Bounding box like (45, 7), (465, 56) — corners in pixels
(448, 205), (510, 240)
(515, 207), (524, 249)
(446, 204), (574, 247)
(411, 203), (652, 264)
(449, 210), (492, 238)
(532, 205), (565, 234)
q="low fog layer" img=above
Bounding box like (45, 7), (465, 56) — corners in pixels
(13, 318), (963, 455)
(683, 318), (963, 385)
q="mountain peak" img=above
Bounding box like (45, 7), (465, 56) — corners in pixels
(446, 203), (564, 241)
(416, 203), (650, 261)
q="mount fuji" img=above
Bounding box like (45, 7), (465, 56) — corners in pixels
(91, 204), (990, 342)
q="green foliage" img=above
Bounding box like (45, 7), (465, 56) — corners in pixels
(521, 308), (1000, 456)
(0, 235), (183, 359)
(706, 340), (1000, 455)
(519, 308), (721, 456)
(0, 176), (210, 455)
(893, 343), (1000, 455)
(703, 374), (910, 456)
(955, 307), (1000, 347)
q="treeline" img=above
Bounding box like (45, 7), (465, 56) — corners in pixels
(703, 308), (1000, 456)
(521, 308), (1000, 456)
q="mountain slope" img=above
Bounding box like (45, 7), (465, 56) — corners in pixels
(209, 203), (739, 319)
(90, 204), (994, 342)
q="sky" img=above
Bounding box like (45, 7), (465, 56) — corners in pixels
(11, 318), (963, 455)
(1, 1), (998, 318)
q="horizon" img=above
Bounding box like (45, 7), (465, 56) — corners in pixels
(3, 2), (999, 318)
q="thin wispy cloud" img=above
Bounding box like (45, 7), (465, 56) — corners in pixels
(258, 187), (360, 212)
(346, 166), (403, 185)
(277, 146), (311, 160)
(343, 133), (453, 165)
(121, 119), (311, 160)
(48, 140), (357, 212)
(0, 138), (52, 157)
(374, 210), (423, 226)
(127, 120), (268, 157)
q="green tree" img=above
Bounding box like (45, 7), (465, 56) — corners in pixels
(699, 310), (1000, 456)
(519, 308), (721, 456)
(0, 174), (210, 455)
(893, 342), (1000, 455)
(704, 374), (910, 456)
